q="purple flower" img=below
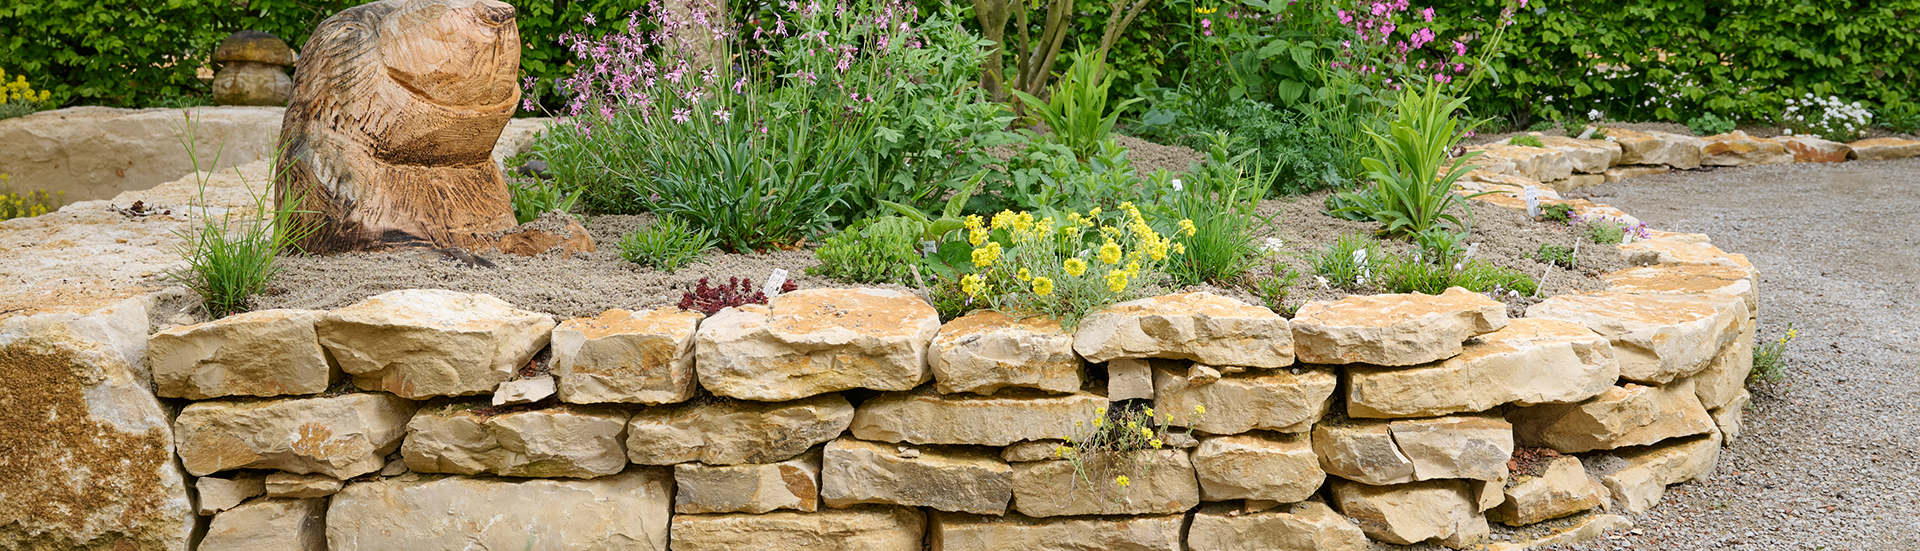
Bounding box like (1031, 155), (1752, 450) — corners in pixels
(1454, 40), (1468, 56)
(1434, 73), (1451, 83)
(672, 107), (691, 124)
(1421, 7), (1434, 21)
(584, 12), (597, 26)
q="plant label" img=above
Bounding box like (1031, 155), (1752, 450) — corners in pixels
(922, 240), (938, 256)
(1524, 186), (1541, 218)
(1464, 242), (1480, 261)
(763, 269), (789, 297)
(1577, 126), (1597, 140)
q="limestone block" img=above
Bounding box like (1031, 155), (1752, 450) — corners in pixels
(1292, 287), (1508, 366)
(1537, 135), (1623, 174)
(1616, 236), (1754, 270)
(1456, 171), (1560, 200)
(176, 393), (417, 478)
(1606, 128), (1703, 169)
(1470, 477), (1505, 512)
(1072, 291), (1293, 367)
(1484, 514), (1632, 551)
(1107, 358), (1155, 401)
(1490, 456), (1606, 526)
(1778, 135), (1853, 162)
(1187, 501), (1369, 551)
(674, 450), (819, 514)
(1690, 317), (1755, 411)
(1347, 319), (1618, 418)
(1603, 264), (1758, 315)
(490, 376), (554, 406)
(1010, 449), (1200, 517)
(1848, 137), (1920, 160)
(626, 393), (852, 465)
(402, 402), (629, 478)
(1391, 415), (1514, 482)
(1314, 420), (1414, 485)
(1192, 432), (1324, 502)
(264, 472), (343, 498)
(1329, 478), (1487, 547)
(1155, 363), (1337, 434)
(1603, 164), (1670, 183)
(821, 438), (1012, 514)
(1508, 381), (1716, 453)
(196, 475), (266, 515)
(934, 510), (1185, 551)
(551, 307), (702, 405)
(1586, 431), (1721, 513)
(850, 388), (1104, 446)
(1700, 130), (1794, 166)
(200, 498), (326, 551)
(1475, 143), (1574, 182)
(327, 468), (673, 551)
(318, 289), (555, 399)
(1001, 440), (1070, 462)
(1545, 173), (1606, 193)
(149, 309), (333, 399)
(1527, 292), (1746, 384)
(670, 506), (925, 551)
(1712, 389), (1751, 442)
(696, 288), (939, 401)
(928, 311), (1081, 395)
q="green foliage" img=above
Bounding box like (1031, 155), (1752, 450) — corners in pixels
(996, 136), (1145, 215)
(1313, 233), (1384, 290)
(1013, 48), (1144, 161)
(808, 216), (922, 284)
(1686, 113), (1737, 136)
(1376, 256), (1535, 295)
(164, 114), (315, 319)
(1749, 323), (1796, 384)
(1539, 203), (1573, 223)
(1160, 135), (1276, 286)
(618, 215), (716, 273)
(1780, 95), (1873, 141)
(1249, 265), (1300, 314)
(1881, 102), (1920, 134)
(925, 274), (975, 322)
(1132, 93), (1347, 195)
(1193, 0), (1348, 108)
(1331, 82), (1484, 242)
(1533, 243), (1575, 269)
(508, 178), (579, 225)
(1055, 403), (1202, 493)
(1583, 220), (1625, 245)
(1509, 134), (1544, 148)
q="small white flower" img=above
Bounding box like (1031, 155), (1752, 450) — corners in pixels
(1171, 178), (1183, 192)
(1262, 238), (1286, 253)
(1587, 109), (1603, 121)
(1508, 290), (1520, 298)
(1784, 129), (1793, 135)
(1315, 275), (1331, 289)
(1352, 248), (1368, 265)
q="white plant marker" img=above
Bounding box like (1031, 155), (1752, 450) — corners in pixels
(1524, 186), (1541, 218)
(1576, 126), (1596, 140)
(763, 268), (789, 297)
(922, 240), (938, 256)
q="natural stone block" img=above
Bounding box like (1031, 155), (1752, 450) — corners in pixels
(402, 402), (629, 478)
(489, 376), (554, 406)
(318, 289), (555, 399)
(1072, 292), (1293, 367)
(150, 309), (334, 399)
(1330, 478), (1487, 547)
(1508, 380), (1716, 453)
(1691, 317), (1755, 411)
(551, 307), (702, 405)
(929, 311), (1082, 395)
(200, 498), (326, 551)
(1156, 363), (1337, 434)
(1606, 128), (1703, 169)
(1470, 477), (1505, 512)
(1712, 388), (1750, 442)
(1292, 287), (1509, 366)
(673, 450), (819, 514)
(1585, 431), (1721, 513)
(934, 510), (1184, 551)
(1314, 419), (1415, 486)
(1107, 358), (1155, 401)
(197, 475), (266, 516)
(1474, 143), (1574, 182)
(1490, 456), (1606, 526)
(1700, 130), (1794, 166)
(1603, 264), (1758, 315)
(1193, 432), (1324, 503)
(176, 393), (417, 478)
(627, 393), (852, 465)
(822, 438), (1012, 514)
(1390, 415), (1514, 482)
(1010, 449), (1200, 517)
(1484, 514), (1633, 551)
(1527, 292), (1747, 384)
(1001, 439), (1070, 462)
(1779, 135), (1852, 162)
(1537, 135), (1622, 174)
(1848, 137), (1920, 160)
(1545, 173), (1606, 193)
(1603, 164), (1670, 182)
(670, 506), (925, 551)
(1616, 235), (1754, 270)
(851, 388), (1104, 446)
(264, 472), (342, 498)
(1188, 501), (1369, 551)
(327, 468), (673, 551)
(697, 288), (940, 401)
(1347, 319), (1618, 418)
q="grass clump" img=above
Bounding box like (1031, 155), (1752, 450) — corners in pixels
(1533, 243), (1576, 268)
(1376, 255), (1537, 296)
(1313, 233), (1384, 290)
(1749, 323), (1796, 384)
(508, 177), (579, 225)
(165, 113), (316, 318)
(1248, 265), (1300, 314)
(1509, 134), (1545, 147)
(619, 215), (716, 273)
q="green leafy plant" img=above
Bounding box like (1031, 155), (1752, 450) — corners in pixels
(1331, 82), (1486, 245)
(618, 215), (716, 273)
(508, 177), (579, 225)
(957, 204), (1185, 329)
(1583, 219), (1626, 245)
(1780, 94), (1873, 141)
(1687, 113), (1736, 136)
(1313, 233), (1384, 290)
(1160, 134), (1277, 286)
(1012, 48), (1144, 161)
(1533, 243), (1575, 269)
(1054, 403), (1205, 498)
(998, 136), (1145, 215)
(808, 216), (922, 284)
(1376, 254), (1537, 296)
(1881, 102), (1920, 134)
(1509, 134), (1545, 147)
(1249, 265), (1300, 314)
(165, 113), (317, 318)
(1538, 203), (1574, 224)
(1749, 323), (1796, 384)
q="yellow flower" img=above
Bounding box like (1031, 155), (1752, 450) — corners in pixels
(1115, 475), (1131, 487)
(1032, 276), (1055, 296)
(1144, 407), (1155, 418)
(1054, 445), (1071, 457)
(1105, 270), (1129, 293)
(972, 242), (1002, 267)
(1126, 420), (1138, 428)
(1016, 267), (1031, 281)
(969, 227), (988, 246)
(1171, 242), (1185, 255)
(1063, 258), (1088, 277)
(1125, 261), (1141, 278)
(1092, 417), (1104, 427)
(1149, 439), (1163, 449)
(1139, 426), (1153, 439)
(1179, 219), (1198, 237)
(991, 210), (1017, 230)
(1193, 405), (1207, 416)
(1088, 207), (1102, 218)
(960, 274), (985, 298)
(1098, 242), (1122, 264)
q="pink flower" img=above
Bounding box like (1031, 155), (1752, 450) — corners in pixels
(1418, 60), (1427, 70)
(1202, 19), (1213, 36)
(1454, 40), (1467, 56)
(672, 108), (691, 124)
(1454, 62), (1467, 72)
(1371, 2), (1387, 16)
(1434, 73), (1451, 83)
(1421, 7), (1434, 21)
(1520, 0), (1528, 6)
(1338, 10), (1352, 24)
(584, 13), (597, 26)
(713, 109), (731, 122)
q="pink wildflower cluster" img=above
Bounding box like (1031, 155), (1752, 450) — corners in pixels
(1330, 0), (1484, 90)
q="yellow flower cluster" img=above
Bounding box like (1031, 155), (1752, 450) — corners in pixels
(956, 205), (1187, 328)
(0, 69), (51, 105)
(0, 179), (61, 221)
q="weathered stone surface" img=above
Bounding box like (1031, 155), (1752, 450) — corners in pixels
(402, 402), (629, 478)
(627, 393), (852, 465)
(1508, 380), (1716, 453)
(1073, 292), (1292, 367)
(150, 309), (333, 400)
(1156, 363), (1337, 434)
(1700, 130), (1794, 166)
(200, 498), (325, 551)
(1011, 449), (1200, 517)
(1544, 173), (1606, 193)
(489, 376), (555, 406)
(1001, 439), (1071, 462)
(1603, 264), (1758, 315)
(1107, 358), (1155, 401)
(674, 450), (819, 514)
(935, 510), (1185, 551)
(670, 506), (925, 551)
(318, 289), (555, 399)
(1537, 135), (1622, 173)
(822, 438), (1012, 514)
(1603, 164), (1671, 183)
(1347, 319), (1617, 418)
(1391, 415), (1514, 482)
(1475, 143), (1574, 182)
(1712, 389), (1750, 441)
(0, 106), (284, 203)
(264, 472), (343, 498)
(697, 288), (939, 401)
(551, 307), (702, 405)
(197, 475), (266, 515)
(851, 388), (1104, 446)
(1470, 478), (1505, 512)
(211, 31), (295, 107)
(928, 311), (1081, 395)
(1188, 501), (1368, 551)
(1527, 292), (1746, 384)
(1616, 235), (1754, 269)
(1330, 478), (1487, 547)
(1314, 419), (1415, 485)
(1691, 317), (1755, 411)
(1485, 514), (1632, 551)
(1586, 431), (1721, 513)
(1606, 128), (1703, 169)
(1847, 137), (1920, 160)
(1193, 432), (1324, 502)
(327, 468), (673, 551)
(1778, 135), (1853, 162)
(1293, 287), (1509, 366)
(1491, 457), (1606, 526)
(1456, 171), (1560, 200)
(176, 393), (417, 478)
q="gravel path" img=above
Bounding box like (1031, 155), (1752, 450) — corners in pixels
(1550, 157), (1920, 550)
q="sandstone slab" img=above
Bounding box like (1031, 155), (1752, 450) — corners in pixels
(0, 106), (284, 202)
(674, 450), (819, 514)
(1193, 432), (1323, 502)
(318, 289), (555, 399)
(934, 511), (1184, 551)
(1485, 513), (1632, 550)
(263, 472), (342, 498)
(1603, 264), (1758, 315)
(822, 438), (1012, 514)
(1690, 317), (1755, 411)
(1603, 164), (1671, 183)
(551, 307), (702, 405)
(1491, 456), (1606, 526)
(1616, 235), (1753, 269)
(851, 388), (1104, 446)
(200, 498), (326, 551)
(1347, 319), (1617, 418)
(1712, 389), (1751, 441)
(1537, 135), (1622, 173)
(1545, 173), (1606, 193)
(196, 475), (266, 515)
(1188, 501), (1368, 551)
(1475, 143), (1574, 182)
(1586, 431), (1721, 513)
(1779, 135), (1852, 162)
(1292, 287), (1508, 366)
(1700, 130), (1794, 166)
(1011, 449), (1200, 517)
(670, 506), (924, 551)
(1107, 358), (1155, 400)
(1314, 420), (1415, 485)
(1391, 415), (1514, 482)
(176, 393), (416, 478)
(403, 403), (629, 478)
(1527, 292), (1746, 384)
(1847, 137), (1920, 160)
(1456, 171), (1559, 200)
(327, 468), (673, 551)
(697, 288), (939, 401)
(929, 311), (1081, 395)
(1606, 128), (1703, 169)
(1330, 478), (1487, 547)
(150, 309), (334, 399)
(627, 393), (852, 465)
(1508, 380), (1715, 453)
(490, 376), (555, 405)
(1073, 292), (1293, 367)
(1156, 363), (1337, 434)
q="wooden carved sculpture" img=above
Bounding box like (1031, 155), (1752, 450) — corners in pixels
(275, 0), (523, 254)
